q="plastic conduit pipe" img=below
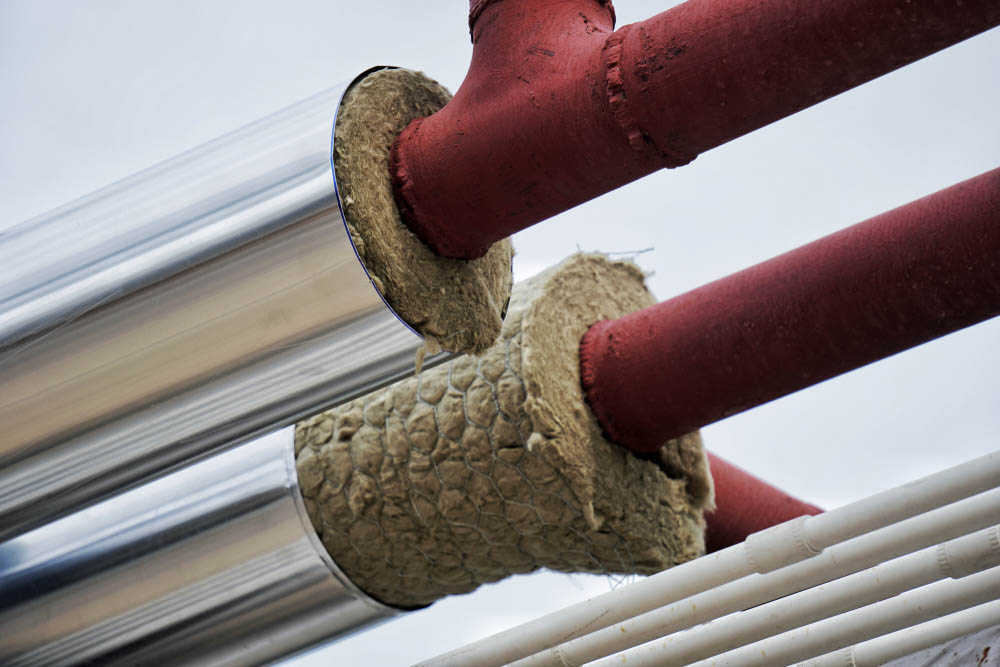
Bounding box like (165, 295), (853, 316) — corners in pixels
(680, 563), (1000, 667)
(390, 0), (1000, 259)
(514, 487), (1000, 667)
(801, 599), (1000, 667)
(580, 167), (1000, 453)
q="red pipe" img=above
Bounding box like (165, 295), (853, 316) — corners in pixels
(705, 452), (823, 553)
(579, 167), (1000, 453)
(391, 0), (1000, 259)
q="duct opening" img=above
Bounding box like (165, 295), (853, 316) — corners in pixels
(295, 253), (713, 608)
(332, 67), (513, 356)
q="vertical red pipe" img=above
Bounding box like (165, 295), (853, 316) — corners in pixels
(580, 168), (1000, 453)
(392, 0), (1000, 259)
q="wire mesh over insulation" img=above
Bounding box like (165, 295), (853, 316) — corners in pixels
(296, 254), (714, 608)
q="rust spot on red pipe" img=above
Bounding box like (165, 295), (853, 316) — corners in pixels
(392, 0), (1000, 259)
(580, 168), (1000, 453)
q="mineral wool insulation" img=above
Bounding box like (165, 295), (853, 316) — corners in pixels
(296, 254), (714, 608)
(334, 67), (513, 356)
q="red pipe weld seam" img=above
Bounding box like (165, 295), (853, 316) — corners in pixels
(391, 0), (1000, 259)
(580, 167), (1000, 453)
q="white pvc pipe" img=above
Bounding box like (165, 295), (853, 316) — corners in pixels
(516, 487), (1000, 667)
(684, 565), (1000, 667)
(588, 526), (1000, 667)
(800, 599), (1000, 667)
(415, 546), (754, 667)
(798, 450), (1000, 549)
(416, 450), (1000, 667)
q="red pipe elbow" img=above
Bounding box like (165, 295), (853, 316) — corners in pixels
(580, 167), (1000, 453)
(391, 0), (1000, 259)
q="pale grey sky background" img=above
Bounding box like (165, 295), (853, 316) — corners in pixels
(1, 2), (998, 664)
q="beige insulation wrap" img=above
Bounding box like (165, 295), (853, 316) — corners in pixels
(295, 254), (714, 608)
(334, 67), (513, 356)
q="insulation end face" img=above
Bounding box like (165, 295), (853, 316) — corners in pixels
(333, 68), (513, 356)
(296, 253), (714, 608)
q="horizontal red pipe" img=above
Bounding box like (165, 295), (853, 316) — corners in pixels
(391, 0), (1000, 259)
(580, 167), (1000, 452)
(705, 452), (822, 553)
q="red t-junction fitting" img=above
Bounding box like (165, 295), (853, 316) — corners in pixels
(580, 167), (1000, 453)
(391, 0), (1000, 259)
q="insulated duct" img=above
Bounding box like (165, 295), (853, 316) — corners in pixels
(0, 68), (511, 540)
(0, 429), (397, 667)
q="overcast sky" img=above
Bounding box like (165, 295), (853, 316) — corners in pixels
(2, 2), (998, 664)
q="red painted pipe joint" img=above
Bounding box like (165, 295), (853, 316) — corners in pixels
(391, 0), (1000, 259)
(390, 0), (631, 258)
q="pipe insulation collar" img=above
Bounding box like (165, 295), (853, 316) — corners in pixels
(295, 254), (714, 608)
(335, 68), (513, 355)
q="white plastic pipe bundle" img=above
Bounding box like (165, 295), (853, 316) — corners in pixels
(803, 600), (1000, 667)
(596, 527), (1000, 667)
(418, 449), (1000, 667)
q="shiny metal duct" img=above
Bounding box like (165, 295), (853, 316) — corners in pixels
(0, 427), (399, 666)
(0, 69), (443, 540)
